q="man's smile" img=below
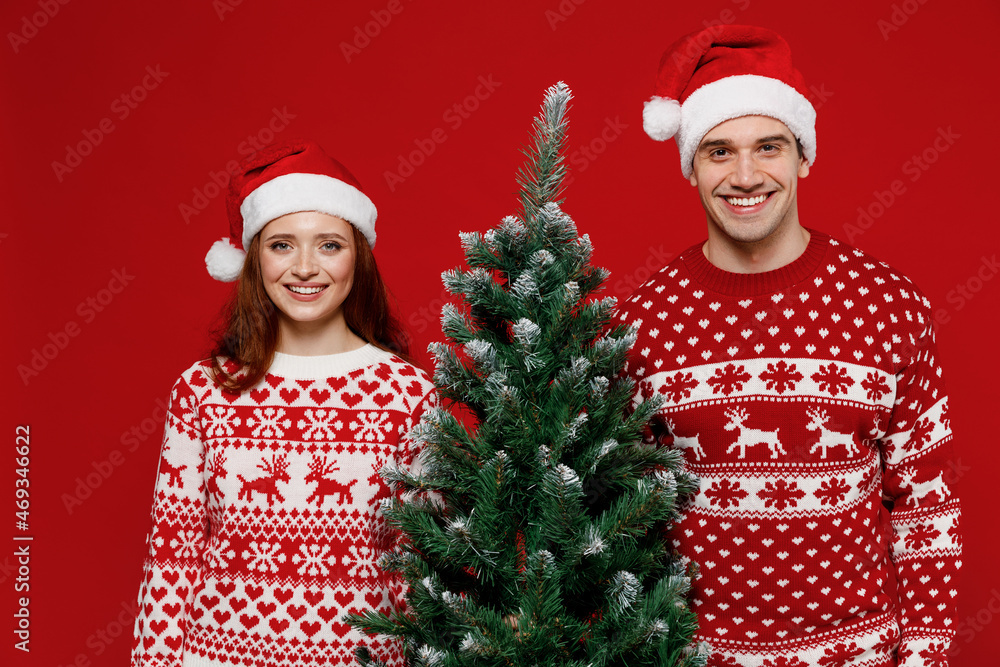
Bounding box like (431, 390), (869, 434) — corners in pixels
(719, 191), (775, 214)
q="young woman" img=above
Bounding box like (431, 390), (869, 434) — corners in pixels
(130, 140), (435, 667)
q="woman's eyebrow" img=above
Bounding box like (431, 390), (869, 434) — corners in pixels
(263, 232), (348, 241)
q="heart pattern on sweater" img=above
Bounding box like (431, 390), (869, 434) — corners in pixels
(615, 233), (960, 654)
(133, 352), (435, 667)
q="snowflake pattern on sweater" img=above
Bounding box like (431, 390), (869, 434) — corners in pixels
(131, 345), (436, 667)
(618, 230), (960, 667)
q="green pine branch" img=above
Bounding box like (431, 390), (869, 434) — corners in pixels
(347, 81), (706, 667)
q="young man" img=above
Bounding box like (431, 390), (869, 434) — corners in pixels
(618, 25), (960, 667)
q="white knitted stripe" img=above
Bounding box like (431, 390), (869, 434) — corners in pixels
(183, 652), (232, 667)
(640, 357), (896, 411)
(268, 344), (392, 380)
(688, 455), (881, 516)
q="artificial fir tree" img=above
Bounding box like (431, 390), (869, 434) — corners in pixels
(348, 82), (705, 667)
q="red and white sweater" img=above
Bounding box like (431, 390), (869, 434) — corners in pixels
(130, 344), (436, 667)
(618, 229), (960, 667)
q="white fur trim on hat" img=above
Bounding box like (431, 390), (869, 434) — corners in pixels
(643, 96), (682, 141)
(677, 74), (816, 179)
(240, 172), (378, 248)
(205, 237), (247, 282)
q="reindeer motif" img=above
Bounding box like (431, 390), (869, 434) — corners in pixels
(367, 455), (393, 509)
(306, 456), (358, 507)
(898, 467), (949, 508)
(724, 407), (785, 459)
(158, 456), (186, 488)
(236, 454), (290, 506)
(206, 453), (228, 502)
(365, 455), (397, 549)
(664, 418), (706, 460)
(805, 408), (860, 459)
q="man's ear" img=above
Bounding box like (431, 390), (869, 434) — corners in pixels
(798, 158), (810, 179)
(689, 172), (698, 187)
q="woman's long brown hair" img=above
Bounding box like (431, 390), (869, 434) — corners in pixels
(207, 224), (411, 392)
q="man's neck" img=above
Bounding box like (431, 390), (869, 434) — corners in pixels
(703, 224), (811, 274)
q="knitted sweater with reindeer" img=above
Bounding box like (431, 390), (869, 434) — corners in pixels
(131, 345), (435, 667)
(618, 229), (961, 667)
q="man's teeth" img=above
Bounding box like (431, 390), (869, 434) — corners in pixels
(287, 285), (326, 294)
(725, 194), (768, 207)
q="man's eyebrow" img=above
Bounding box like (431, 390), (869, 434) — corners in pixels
(698, 138), (732, 151)
(698, 135), (794, 151)
(757, 134), (793, 145)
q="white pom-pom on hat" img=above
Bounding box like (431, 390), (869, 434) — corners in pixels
(205, 237), (247, 283)
(643, 96), (682, 141)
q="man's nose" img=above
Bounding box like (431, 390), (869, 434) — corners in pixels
(731, 153), (764, 189)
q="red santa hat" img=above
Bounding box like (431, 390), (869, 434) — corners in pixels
(205, 139), (377, 282)
(642, 25), (816, 178)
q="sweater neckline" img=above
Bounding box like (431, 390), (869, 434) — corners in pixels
(681, 227), (829, 296)
(268, 343), (391, 379)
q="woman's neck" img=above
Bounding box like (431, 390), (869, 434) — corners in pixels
(275, 315), (367, 356)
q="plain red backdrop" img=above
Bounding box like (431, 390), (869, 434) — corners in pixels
(4, 0), (998, 665)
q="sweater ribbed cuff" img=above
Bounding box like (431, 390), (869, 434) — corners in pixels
(183, 651), (236, 667)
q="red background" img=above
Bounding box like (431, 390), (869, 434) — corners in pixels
(4, 0), (998, 665)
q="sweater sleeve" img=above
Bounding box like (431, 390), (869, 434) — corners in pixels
(382, 386), (437, 615)
(879, 313), (961, 667)
(619, 307), (662, 442)
(131, 373), (208, 667)
(397, 388), (437, 474)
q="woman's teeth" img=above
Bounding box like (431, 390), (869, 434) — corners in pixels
(725, 194), (768, 207)
(287, 285), (326, 294)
